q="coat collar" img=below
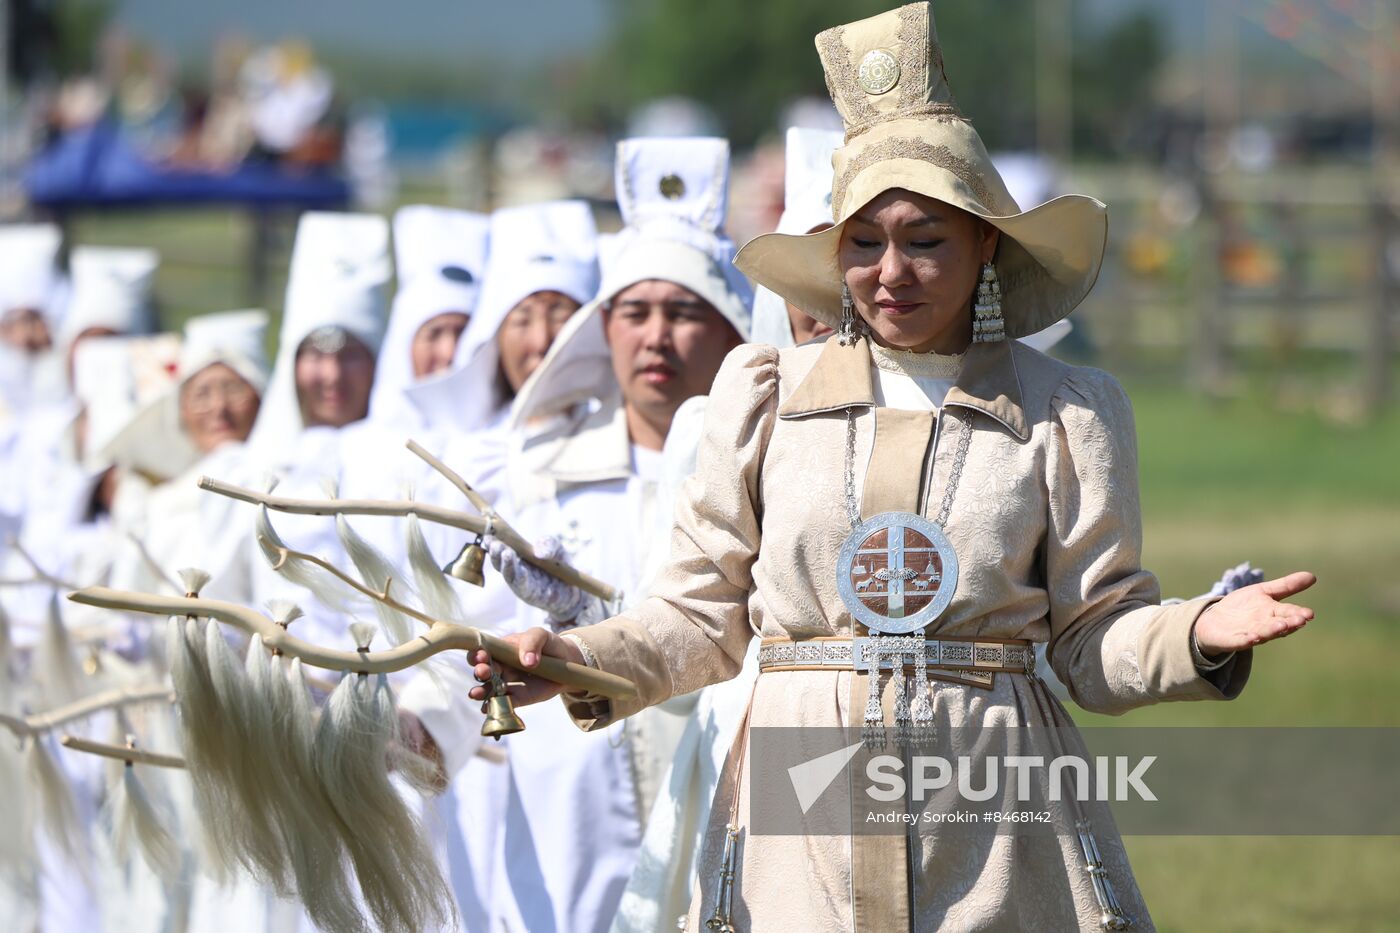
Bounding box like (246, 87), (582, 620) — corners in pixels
(777, 335), (1029, 441)
(517, 391), (635, 486)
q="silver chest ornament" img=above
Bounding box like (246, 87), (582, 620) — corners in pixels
(838, 511), (958, 733)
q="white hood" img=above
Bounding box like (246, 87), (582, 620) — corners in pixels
(403, 200), (599, 433)
(511, 138), (752, 427)
(246, 211), (390, 458)
(368, 205), (491, 426)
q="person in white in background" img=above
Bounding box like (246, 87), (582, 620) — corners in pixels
(327, 205), (492, 555)
(1, 246), (159, 529)
(0, 332), (181, 933)
(454, 137), (751, 933)
(368, 205), (491, 432)
(107, 310), (269, 597)
(0, 224), (67, 422)
(208, 210), (388, 624)
(393, 200), (600, 931)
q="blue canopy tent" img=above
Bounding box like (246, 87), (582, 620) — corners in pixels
(25, 120), (349, 209)
(23, 120), (351, 306)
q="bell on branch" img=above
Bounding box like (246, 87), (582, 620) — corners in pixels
(444, 538), (486, 586)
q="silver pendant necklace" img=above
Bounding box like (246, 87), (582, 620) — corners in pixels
(836, 405), (973, 734)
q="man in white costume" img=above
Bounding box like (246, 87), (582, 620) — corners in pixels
(0, 330), (180, 933)
(327, 205), (493, 563)
(460, 137), (752, 933)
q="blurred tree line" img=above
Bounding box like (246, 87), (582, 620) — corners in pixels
(566, 0), (1167, 155)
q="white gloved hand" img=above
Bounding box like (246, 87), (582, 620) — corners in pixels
(1205, 561), (1266, 598)
(485, 535), (605, 631)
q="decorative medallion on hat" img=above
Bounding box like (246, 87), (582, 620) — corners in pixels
(440, 264), (475, 283)
(858, 49), (901, 95)
(658, 174), (686, 200)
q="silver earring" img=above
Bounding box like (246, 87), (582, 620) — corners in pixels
(838, 283), (860, 346)
(972, 261), (1005, 343)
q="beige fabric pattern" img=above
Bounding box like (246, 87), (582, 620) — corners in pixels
(564, 337), (1249, 930)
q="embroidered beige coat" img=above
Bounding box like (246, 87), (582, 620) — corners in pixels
(566, 335), (1250, 932)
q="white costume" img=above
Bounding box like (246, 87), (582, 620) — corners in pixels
(187, 214), (388, 933)
(480, 137), (752, 933)
(0, 246), (158, 532)
(107, 310), (272, 597)
(0, 223), (66, 421)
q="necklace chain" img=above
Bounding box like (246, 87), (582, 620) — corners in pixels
(843, 406), (973, 530)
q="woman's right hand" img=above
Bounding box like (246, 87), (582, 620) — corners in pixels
(467, 627), (587, 707)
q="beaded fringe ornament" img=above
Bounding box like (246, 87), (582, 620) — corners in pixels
(972, 261), (1005, 343)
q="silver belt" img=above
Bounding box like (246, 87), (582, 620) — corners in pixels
(757, 635), (1034, 676)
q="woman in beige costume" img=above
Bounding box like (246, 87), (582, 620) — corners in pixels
(471, 5), (1317, 930)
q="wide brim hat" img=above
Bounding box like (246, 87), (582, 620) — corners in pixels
(735, 2), (1107, 340)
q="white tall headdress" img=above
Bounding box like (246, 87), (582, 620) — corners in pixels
(60, 246), (159, 344)
(104, 310), (273, 480)
(404, 200), (599, 433)
(247, 211), (390, 455)
(750, 127), (844, 348)
(511, 138), (753, 426)
(72, 333), (183, 474)
(369, 206), (491, 424)
(0, 224), (63, 319)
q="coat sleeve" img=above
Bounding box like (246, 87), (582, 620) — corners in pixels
(562, 344), (779, 730)
(1044, 367), (1251, 714)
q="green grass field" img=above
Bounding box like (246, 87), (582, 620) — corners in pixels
(1089, 377), (1400, 932)
(63, 206), (1400, 931)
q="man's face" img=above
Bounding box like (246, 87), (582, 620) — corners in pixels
(0, 307), (53, 354)
(602, 279), (741, 436)
(294, 332), (375, 428)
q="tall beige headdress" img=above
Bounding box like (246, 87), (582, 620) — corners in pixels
(735, 2), (1107, 339)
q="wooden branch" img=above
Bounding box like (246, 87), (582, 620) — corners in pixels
(26, 685), (176, 732)
(6, 537), (79, 591)
(198, 477), (621, 603)
(406, 439), (494, 516)
(123, 531), (182, 593)
(403, 440), (624, 609)
(68, 587), (638, 701)
(0, 685), (177, 738)
(264, 538), (435, 629)
(60, 734), (186, 769)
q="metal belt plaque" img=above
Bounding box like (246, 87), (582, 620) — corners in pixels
(837, 511), (958, 635)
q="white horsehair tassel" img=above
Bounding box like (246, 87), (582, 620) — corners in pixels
(177, 567), (211, 596)
(109, 733), (182, 879)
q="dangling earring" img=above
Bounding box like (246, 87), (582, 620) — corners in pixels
(838, 283), (860, 346)
(972, 261), (1005, 343)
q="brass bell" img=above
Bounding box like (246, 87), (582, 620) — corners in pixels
(444, 537), (487, 586)
(481, 693), (526, 740)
